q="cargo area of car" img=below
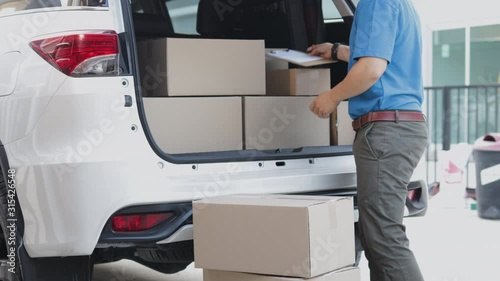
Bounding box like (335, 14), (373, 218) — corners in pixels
(130, 0), (355, 163)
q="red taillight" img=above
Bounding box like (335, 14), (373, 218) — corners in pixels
(112, 213), (173, 232)
(29, 31), (119, 76)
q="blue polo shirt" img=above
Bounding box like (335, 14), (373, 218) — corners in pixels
(348, 0), (423, 120)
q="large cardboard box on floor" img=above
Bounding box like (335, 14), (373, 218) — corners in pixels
(203, 267), (360, 281)
(266, 69), (331, 96)
(331, 102), (356, 146)
(137, 38), (266, 97)
(244, 97), (330, 150)
(143, 97), (243, 153)
(193, 195), (355, 278)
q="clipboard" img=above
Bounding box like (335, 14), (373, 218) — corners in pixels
(265, 49), (335, 67)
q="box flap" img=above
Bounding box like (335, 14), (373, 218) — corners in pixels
(196, 195), (323, 208)
(195, 194), (351, 208)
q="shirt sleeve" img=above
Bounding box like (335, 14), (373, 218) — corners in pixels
(351, 0), (399, 63)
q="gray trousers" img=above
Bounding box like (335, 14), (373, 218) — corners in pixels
(353, 120), (428, 281)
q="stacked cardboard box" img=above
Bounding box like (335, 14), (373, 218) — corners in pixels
(137, 38), (266, 97)
(245, 54), (332, 151)
(244, 96), (330, 150)
(137, 38), (266, 153)
(193, 194), (360, 281)
(264, 53), (356, 146)
(264, 51), (331, 97)
(265, 55), (354, 148)
(143, 97), (243, 154)
(266, 68), (331, 96)
(137, 39), (352, 153)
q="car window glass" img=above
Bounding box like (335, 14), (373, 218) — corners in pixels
(322, 0), (341, 19)
(165, 0), (342, 35)
(166, 0), (199, 35)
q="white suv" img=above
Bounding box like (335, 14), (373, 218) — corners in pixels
(0, 0), (428, 280)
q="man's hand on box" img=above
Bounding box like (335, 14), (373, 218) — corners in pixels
(307, 43), (333, 60)
(309, 90), (341, 119)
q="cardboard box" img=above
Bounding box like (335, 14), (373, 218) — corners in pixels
(331, 102), (356, 146)
(143, 97), (243, 153)
(266, 69), (331, 96)
(137, 38), (266, 97)
(194, 195), (355, 278)
(203, 267), (360, 281)
(244, 97), (330, 150)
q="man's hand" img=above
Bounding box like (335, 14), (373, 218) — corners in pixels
(309, 90), (341, 119)
(309, 57), (387, 119)
(307, 43), (334, 60)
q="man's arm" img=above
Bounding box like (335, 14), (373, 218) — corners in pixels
(309, 56), (387, 118)
(307, 43), (350, 62)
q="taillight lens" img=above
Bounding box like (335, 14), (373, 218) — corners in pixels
(111, 213), (173, 232)
(29, 31), (119, 77)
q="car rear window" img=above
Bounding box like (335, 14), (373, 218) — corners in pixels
(0, 0), (108, 15)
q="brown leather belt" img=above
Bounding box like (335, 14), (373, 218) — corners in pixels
(352, 110), (426, 131)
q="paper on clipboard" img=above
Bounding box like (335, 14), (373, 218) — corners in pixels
(266, 49), (335, 67)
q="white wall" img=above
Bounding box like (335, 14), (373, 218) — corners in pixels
(413, 0), (500, 30)
(412, 0), (500, 86)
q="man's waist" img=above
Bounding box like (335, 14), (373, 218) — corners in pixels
(352, 110), (426, 131)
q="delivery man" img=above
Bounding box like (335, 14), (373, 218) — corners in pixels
(307, 0), (427, 280)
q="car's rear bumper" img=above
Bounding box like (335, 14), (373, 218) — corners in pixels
(96, 180), (427, 248)
(7, 137), (356, 258)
